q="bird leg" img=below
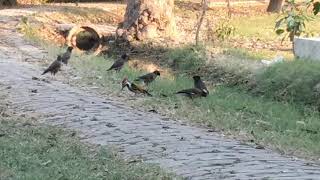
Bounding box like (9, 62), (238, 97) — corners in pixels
(50, 75), (55, 81)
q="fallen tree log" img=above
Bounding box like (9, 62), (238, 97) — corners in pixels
(54, 23), (116, 55)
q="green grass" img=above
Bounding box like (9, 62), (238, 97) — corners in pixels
(230, 14), (279, 41)
(223, 47), (274, 61)
(230, 14), (320, 41)
(53, 48), (320, 159)
(0, 116), (176, 180)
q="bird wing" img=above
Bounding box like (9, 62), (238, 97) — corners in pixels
(177, 88), (201, 95)
(195, 80), (209, 95)
(49, 60), (61, 71)
(108, 60), (124, 70)
(131, 83), (145, 92)
(176, 88), (205, 98)
(42, 60), (61, 75)
(200, 84), (209, 95)
(131, 83), (152, 96)
(135, 73), (154, 81)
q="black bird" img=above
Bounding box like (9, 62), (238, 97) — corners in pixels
(122, 77), (152, 96)
(107, 53), (129, 72)
(42, 55), (62, 76)
(134, 70), (160, 85)
(176, 88), (205, 99)
(61, 46), (73, 65)
(193, 76), (209, 97)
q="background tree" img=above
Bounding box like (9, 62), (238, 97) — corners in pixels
(267, 0), (284, 12)
(117, 0), (176, 41)
(275, 0), (319, 42)
(0, 0), (17, 6)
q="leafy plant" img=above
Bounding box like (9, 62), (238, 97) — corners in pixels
(17, 17), (38, 38)
(215, 20), (236, 41)
(275, 0), (318, 43)
(313, 1), (320, 15)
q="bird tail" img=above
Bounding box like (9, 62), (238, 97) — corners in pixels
(176, 90), (186, 94)
(42, 69), (49, 75)
(160, 93), (168, 97)
(176, 91), (190, 97)
(144, 90), (153, 97)
(107, 67), (112, 71)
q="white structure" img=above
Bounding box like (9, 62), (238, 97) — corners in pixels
(294, 37), (320, 61)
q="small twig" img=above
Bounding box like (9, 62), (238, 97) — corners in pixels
(226, 0), (231, 18)
(195, 0), (208, 46)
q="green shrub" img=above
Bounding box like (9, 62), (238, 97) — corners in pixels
(253, 59), (320, 106)
(215, 20), (236, 41)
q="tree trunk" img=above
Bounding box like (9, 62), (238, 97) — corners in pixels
(267, 0), (284, 13)
(0, 0), (17, 6)
(117, 0), (176, 41)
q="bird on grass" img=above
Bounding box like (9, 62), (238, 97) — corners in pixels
(193, 75), (209, 97)
(134, 70), (161, 85)
(107, 53), (129, 72)
(176, 76), (209, 99)
(61, 46), (73, 65)
(122, 77), (152, 96)
(42, 55), (63, 76)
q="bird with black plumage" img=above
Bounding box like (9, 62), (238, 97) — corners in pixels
(134, 70), (161, 86)
(176, 75), (209, 99)
(60, 46), (73, 65)
(193, 75), (209, 97)
(107, 53), (129, 72)
(42, 55), (63, 76)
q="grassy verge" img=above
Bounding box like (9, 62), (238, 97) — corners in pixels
(222, 47), (294, 61)
(0, 115), (176, 180)
(47, 48), (319, 159)
(20, 16), (320, 159)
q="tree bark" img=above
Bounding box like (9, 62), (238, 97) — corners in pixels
(267, 0), (284, 13)
(0, 0), (17, 6)
(117, 0), (176, 41)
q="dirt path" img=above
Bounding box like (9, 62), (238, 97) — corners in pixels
(1, 8), (320, 180)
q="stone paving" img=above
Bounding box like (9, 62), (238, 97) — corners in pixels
(1, 8), (320, 180)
